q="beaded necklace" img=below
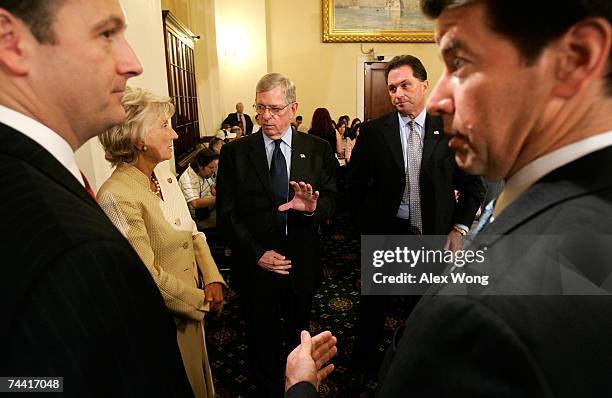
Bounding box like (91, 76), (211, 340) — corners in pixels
(150, 174), (161, 196)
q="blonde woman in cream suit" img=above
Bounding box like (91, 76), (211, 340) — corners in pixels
(98, 87), (226, 398)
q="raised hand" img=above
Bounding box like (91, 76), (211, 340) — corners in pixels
(278, 181), (319, 214)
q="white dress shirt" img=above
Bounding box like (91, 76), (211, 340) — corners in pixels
(494, 130), (612, 218)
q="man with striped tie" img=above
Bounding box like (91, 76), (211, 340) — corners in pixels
(346, 54), (484, 382)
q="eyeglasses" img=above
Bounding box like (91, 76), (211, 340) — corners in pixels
(253, 102), (293, 116)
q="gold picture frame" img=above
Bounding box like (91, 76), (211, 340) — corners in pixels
(322, 0), (434, 43)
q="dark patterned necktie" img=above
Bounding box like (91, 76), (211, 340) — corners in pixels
(403, 120), (422, 234)
(270, 139), (288, 234)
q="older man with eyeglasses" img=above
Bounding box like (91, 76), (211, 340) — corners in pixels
(216, 73), (337, 398)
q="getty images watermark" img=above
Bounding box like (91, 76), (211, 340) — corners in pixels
(361, 235), (489, 295)
(361, 234), (612, 296)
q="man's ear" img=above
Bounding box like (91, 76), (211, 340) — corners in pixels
(553, 17), (612, 98)
(0, 10), (30, 76)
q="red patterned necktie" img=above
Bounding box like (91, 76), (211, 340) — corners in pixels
(81, 171), (97, 202)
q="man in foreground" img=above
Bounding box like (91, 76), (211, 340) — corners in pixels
(286, 0), (612, 396)
(0, 0), (192, 395)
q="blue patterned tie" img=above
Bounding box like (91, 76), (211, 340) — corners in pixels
(471, 199), (496, 237)
(270, 139), (288, 234)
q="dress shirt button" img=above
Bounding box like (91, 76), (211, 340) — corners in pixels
(182, 242), (189, 249)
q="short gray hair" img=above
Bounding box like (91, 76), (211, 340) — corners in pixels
(99, 86), (175, 166)
(255, 73), (296, 104)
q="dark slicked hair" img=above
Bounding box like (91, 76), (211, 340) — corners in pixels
(0, 0), (65, 44)
(385, 55), (428, 82)
(420, 0), (611, 94)
(191, 148), (219, 171)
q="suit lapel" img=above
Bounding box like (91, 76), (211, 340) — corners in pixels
(475, 146), (612, 247)
(289, 128), (308, 182)
(382, 112), (405, 172)
(247, 132), (276, 204)
(0, 123), (98, 208)
(421, 113), (443, 167)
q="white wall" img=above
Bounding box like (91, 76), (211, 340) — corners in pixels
(214, 0), (268, 126)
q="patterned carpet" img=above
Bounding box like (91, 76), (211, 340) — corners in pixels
(205, 214), (411, 397)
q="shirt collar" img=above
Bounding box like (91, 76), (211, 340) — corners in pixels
(262, 125), (293, 148)
(0, 104), (84, 186)
(494, 130), (612, 217)
(398, 108), (426, 130)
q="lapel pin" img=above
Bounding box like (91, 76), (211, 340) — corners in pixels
(300, 154), (306, 158)
(434, 130), (440, 135)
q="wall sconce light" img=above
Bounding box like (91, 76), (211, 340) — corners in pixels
(191, 35), (201, 41)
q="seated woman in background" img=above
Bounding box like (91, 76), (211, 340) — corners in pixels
(345, 121), (361, 164)
(97, 87), (226, 398)
(178, 149), (219, 231)
(208, 136), (225, 154)
(349, 117), (361, 134)
(335, 120), (347, 160)
(308, 108), (337, 153)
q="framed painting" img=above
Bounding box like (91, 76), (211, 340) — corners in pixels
(323, 0), (435, 43)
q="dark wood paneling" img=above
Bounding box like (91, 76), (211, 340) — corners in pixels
(364, 62), (394, 121)
(162, 11), (200, 174)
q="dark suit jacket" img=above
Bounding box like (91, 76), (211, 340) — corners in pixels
(287, 145), (612, 398)
(346, 111), (484, 234)
(376, 145), (612, 397)
(0, 124), (192, 397)
(222, 112), (254, 135)
(216, 129), (337, 296)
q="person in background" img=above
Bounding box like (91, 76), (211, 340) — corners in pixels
(295, 115), (304, 131)
(252, 114), (261, 134)
(228, 125), (242, 141)
(344, 121), (360, 163)
(208, 136), (225, 155)
(338, 115), (350, 127)
(308, 108), (337, 153)
(335, 120), (347, 159)
(222, 101), (253, 135)
(346, 54), (483, 385)
(98, 87), (226, 398)
(179, 148), (219, 230)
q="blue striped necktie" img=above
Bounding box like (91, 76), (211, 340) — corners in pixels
(471, 199), (496, 237)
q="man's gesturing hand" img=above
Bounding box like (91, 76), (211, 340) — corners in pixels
(257, 250), (292, 275)
(278, 181), (319, 214)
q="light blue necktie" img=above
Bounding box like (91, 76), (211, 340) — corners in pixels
(471, 199), (496, 237)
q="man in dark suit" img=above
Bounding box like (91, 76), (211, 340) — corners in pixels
(222, 101), (254, 135)
(0, 1), (192, 396)
(346, 54), (484, 377)
(216, 73), (337, 397)
(286, 0), (612, 396)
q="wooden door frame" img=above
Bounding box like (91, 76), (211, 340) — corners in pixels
(356, 54), (400, 122)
